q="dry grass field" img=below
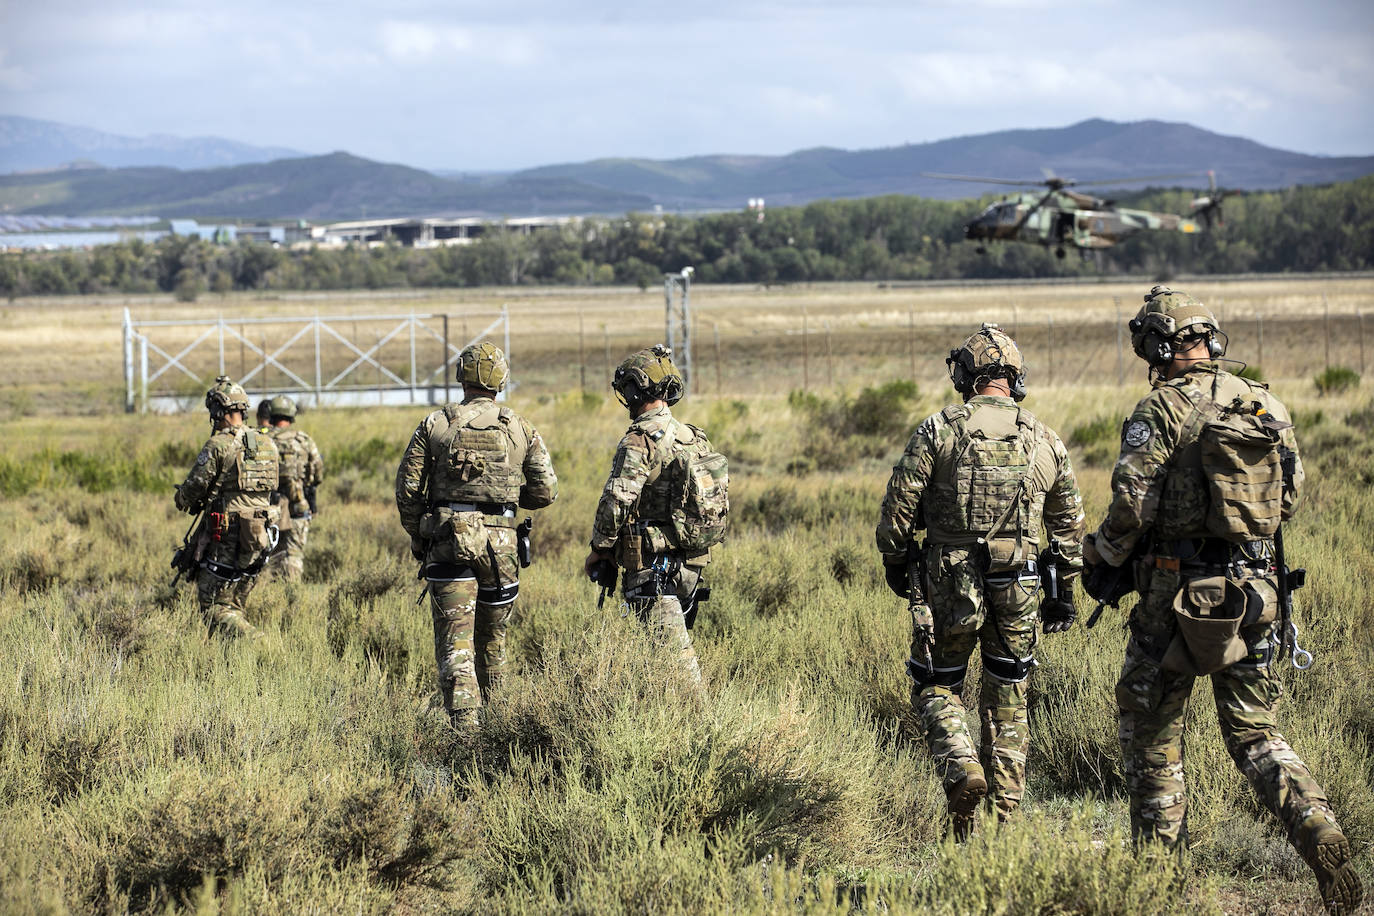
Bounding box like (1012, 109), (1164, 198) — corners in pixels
(1, 277), (1371, 913)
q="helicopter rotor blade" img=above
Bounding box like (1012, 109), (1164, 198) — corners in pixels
(921, 172), (1051, 187)
(1070, 172), (1207, 188)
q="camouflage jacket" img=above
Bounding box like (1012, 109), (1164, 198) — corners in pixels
(1093, 363), (1303, 566)
(394, 398), (557, 539)
(591, 405), (702, 559)
(267, 425), (324, 517)
(876, 395), (1085, 574)
(175, 424), (280, 519)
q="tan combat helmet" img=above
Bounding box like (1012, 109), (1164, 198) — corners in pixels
(205, 376), (251, 418)
(1129, 286), (1225, 367)
(457, 341), (509, 392)
(612, 344), (684, 408)
(268, 394), (298, 421)
(947, 323), (1027, 401)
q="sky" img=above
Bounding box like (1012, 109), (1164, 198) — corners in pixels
(1, 0), (1372, 172)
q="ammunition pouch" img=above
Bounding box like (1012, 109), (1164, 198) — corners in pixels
(982, 651), (1036, 683)
(906, 657), (968, 690)
(983, 535), (1029, 576)
(477, 582), (519, 606)
(1161, 575), (1251, 676)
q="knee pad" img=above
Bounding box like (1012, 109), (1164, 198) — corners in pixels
(907, 657), (969, 690)
(425, 563), (476, 582)
(477, 581), (519, 606)
(982, 651), (1036, 683)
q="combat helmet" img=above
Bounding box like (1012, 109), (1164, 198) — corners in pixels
(205, 375), (250, 418)
(1129, 286), (1225, 367)
(269, 394), (298, 421)
(457, 341), (509, 392)
(612, 345), (684, 408)
(947, 323), (1027, 401)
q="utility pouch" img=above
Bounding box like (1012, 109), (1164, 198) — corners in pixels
(984, 536), (1026, 575)
(425, 506), (488, 563)
(235, 509), (273, 569)
(1161, 575), (1249, 675)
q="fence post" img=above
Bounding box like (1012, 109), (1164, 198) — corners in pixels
(139, 336), (148, 414)
(314, 316), (323, 408)
(1323, 293), (1331, 367)
(713, 322), (722, 394)
(1113, 296), (1123, 387)
(409, 312), (417, 403)
(1047, 315), (1054, 386)
(908, 306), (916, 382)
(443, 314), (451, 404)
(123, 309), (135, 413)
(578, 310), (586, 393)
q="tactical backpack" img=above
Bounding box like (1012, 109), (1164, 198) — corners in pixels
(272, 428), (309, 511)
(430, 401), (527, 506)
(1181, 391), (1287, 541)
(655, 424), (729, 552)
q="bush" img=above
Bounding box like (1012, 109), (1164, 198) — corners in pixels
(1235, 364), (1265, 382)
(1068, 415), (1120, 468)
(1314, 365), (1360, 395)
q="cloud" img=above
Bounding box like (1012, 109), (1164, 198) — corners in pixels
(380, 20), (474, 60)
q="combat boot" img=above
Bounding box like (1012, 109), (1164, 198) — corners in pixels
(946, 759), (988, 843)
(449, 707), (480, 734)
(1301, 820), (1362, 915)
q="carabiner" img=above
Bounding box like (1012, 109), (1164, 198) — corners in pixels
(1289, 621), (1314, 671)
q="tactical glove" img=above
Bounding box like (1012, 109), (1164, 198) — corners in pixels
(1041, 579), (1077, 633)
(884, 560), (910, 599)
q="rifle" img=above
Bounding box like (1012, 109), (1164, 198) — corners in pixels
(305, 485), (318, 516)
(908, 540), (935, 673)
(1274, 525), (1313, 669)
(169, 508), (205, 587)
(589, 558), (618, 609)
(516, 517), (533, 568)
(1082, 537), (1146, 629)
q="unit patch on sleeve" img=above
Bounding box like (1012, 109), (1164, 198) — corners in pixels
(1123, 420), (1152, 449)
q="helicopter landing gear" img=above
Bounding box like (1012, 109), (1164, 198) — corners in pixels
(1055, 246), (1066, 259)
(975, 246), (987, 255)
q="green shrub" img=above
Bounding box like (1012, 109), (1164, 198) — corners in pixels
(1235, 364), (1265, 382)
(1314, 365), (1360, 395)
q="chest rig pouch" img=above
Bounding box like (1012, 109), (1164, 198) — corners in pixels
(230, 429), (280, 570)
(948, 404), (1041, 574)
(431, 402), (525, 506)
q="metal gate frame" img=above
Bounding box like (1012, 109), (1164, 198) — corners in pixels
(122, 307), (511, 412)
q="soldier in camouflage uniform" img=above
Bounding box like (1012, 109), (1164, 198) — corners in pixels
(877, 325), (1084, 840)
(174, 376), (281, 639)
(256, 398), (272, 431)
(584, 346), (726, 686)
(395, 342), (558, 731)
(1084, 287), (1361, 914)
(264, 395), (324, 582)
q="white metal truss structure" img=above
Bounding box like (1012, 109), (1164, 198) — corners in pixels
(663, 267), (693, 390)
(122, 307), (510, 412)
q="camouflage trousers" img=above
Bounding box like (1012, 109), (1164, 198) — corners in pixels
(195, 568), (262, 639)
(1117, 566), (1341, 853)
(266, 517), (309, 581)
(912, 545), (1038, 817)
(623, 561), (703, 685)
(425, 525), (520, 714)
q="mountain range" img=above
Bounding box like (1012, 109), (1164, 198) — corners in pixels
(2, 116), (1372, 221)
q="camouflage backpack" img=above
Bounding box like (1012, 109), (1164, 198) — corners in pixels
(653, 424), (729, 552)
(1183, 392), (1288, 540)
(272, 428), (309, 509)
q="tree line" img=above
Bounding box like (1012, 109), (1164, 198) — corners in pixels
(2, 176), (1371, 299)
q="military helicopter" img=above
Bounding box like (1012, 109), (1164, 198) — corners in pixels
(924, 170), (1236, 258)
